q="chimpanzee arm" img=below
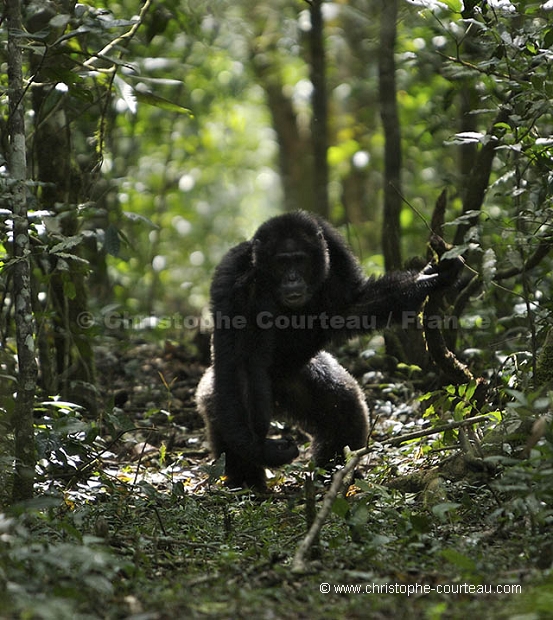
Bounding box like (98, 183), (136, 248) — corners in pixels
(347, 257), (463, 328)
(212, 328), (298, 467)
(210, 242), (298, 467)
(246, 360), (299, 466)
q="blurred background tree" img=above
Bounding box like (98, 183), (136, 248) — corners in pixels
(1, 0), (552, 405)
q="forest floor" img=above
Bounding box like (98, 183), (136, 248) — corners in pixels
(3, 335), (553, 619)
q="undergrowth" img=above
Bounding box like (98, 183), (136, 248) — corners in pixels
(1, 409), (552, 619)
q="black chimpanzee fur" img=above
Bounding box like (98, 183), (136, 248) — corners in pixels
(196, 211), (462, 489)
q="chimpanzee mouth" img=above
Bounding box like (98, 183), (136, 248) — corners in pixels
(283, 293), (306, 308)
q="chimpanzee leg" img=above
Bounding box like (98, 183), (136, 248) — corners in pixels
(274, 351), (369, 468)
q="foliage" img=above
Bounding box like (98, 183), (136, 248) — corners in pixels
(0, 511), (124, 620)
(34, 399), (99, 485)
(491, 443), (553, 531)
(0, 373), (551, 617)
(2, 0), (552, 343)
(3, 419), (553, 618)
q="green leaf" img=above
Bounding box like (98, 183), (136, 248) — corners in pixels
(122, 211), (158, 228)
(134, 90), (194, 116)
(114, 75), (137, 114)
(487, 410), (502, 423)
(49, 14), (71, 29)
(43, 67), (83, 86)
(441, 246), (466, 260)
(353, 478), (372, 493)
(441, 547), (477, 572)
(331, 497), (350, 519)
(348, 502), (369, 528)
(39, 399), (84, 410)
(64, 279), (76, 299)
(441, 0), (463, 13)
(464, 380), (477, 401)
(432, 502), (460, 521)
(53, 252), (89, 265)
(50, 235), (83, 254)
(457, 380), (477, 401)
(410, 512), (432, 533)
(104, 224), (121, 258)
(410, 0), (462, 12)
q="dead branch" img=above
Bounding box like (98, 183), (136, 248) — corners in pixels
(291, 446), (367, 574)
(382, 413), (493, 447)
(290, 413), (492, 573)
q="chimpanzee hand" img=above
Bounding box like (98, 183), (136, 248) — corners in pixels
(417, 254), (464, 288)
(262, 438), (299, 467)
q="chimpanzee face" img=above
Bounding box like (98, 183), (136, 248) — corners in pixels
(252, 217), (330, 310)
(271, 237), (313, 309)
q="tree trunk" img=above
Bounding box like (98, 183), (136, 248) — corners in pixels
(453, 107), (510, 246)
(379, 0), (403, 271)
(253, 66), (314, 212)
(28, 5), (98, 415)
(309, 0), (330, 219)
(7, 0), (38, 503)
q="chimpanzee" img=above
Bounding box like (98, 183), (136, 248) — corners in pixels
(196, 211), (462, 489)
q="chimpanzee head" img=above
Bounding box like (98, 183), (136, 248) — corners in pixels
(252, 212), (330, 309)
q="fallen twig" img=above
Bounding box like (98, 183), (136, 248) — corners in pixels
(291, 412), (493, 573)
(382, 413), (492, 447)
(291, 446), (368, 573)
